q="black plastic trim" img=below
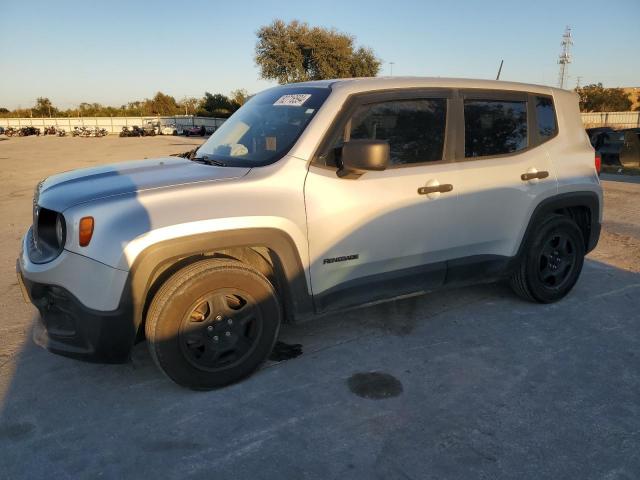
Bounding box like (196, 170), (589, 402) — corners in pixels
(516, 191), (601, 255)
(18, 260), (134, 363)
(128, 228), (314, 333)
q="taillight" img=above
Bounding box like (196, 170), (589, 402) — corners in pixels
(79, 216), (94, 247)
(595, 153), (601, 174)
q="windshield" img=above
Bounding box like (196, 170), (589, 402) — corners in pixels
(195, 86), (331, 166)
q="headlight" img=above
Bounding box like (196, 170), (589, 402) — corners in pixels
(28, 208), (66, 264)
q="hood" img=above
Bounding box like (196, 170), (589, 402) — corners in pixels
(36, 157), (250, 212)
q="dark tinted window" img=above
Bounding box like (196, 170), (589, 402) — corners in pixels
(536, 96), (557, 140)
(464, 100), (527, 157)
(346, 99), (447, 165)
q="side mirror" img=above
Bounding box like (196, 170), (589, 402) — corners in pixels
(337, 139), (390, 178)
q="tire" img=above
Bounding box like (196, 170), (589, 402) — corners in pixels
(510, 214), (585, 303)
(145, 258), (281, 390)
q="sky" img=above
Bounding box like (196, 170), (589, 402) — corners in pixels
(1, 0), (638, 110)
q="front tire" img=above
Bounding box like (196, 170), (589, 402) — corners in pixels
(510, 215), (585, 303)
(145, 258), (281, 390)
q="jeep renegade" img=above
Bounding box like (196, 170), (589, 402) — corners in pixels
(17, 78), (602, 389)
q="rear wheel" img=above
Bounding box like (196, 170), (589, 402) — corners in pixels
(145, 258), (281, 390)
(510, 215), (585, 303)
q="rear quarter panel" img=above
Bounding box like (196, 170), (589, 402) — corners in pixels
(547, 89), (603, 222)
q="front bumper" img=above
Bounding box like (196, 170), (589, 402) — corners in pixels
(17, 233), (136, 363)
(18, 260), (135, 363)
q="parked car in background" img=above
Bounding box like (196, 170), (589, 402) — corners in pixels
(142, 121), (160, 136)
(586, 127), (614, 147)
(184, 125), (206, 137)
(161, 123), (178, 135)
(593, 129), (640, 167)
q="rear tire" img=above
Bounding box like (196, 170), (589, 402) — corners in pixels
(510, 214), (585, 303)
(145, 258), (281, 390)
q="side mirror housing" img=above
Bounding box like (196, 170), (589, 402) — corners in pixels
(337, 139), (390, 178)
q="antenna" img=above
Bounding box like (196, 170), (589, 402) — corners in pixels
(389, 61), (395, 76)
(496, 59), (504, 80)
(558, 26), (573, 89)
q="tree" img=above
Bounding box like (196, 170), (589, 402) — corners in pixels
(230, 89), (249, 110)
(32, 97), (57, 117)
(575, 83), (632, 112)
(179, 97), (200, 115)
(255, 20), (381, 84)
(143, 92), (180, 116)
(199, 92), (234, 116)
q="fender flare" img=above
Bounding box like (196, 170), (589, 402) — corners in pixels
(124, 228), (314, 336)
(516, 191), (601, 258)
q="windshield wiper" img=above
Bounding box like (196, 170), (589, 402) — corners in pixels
(191, 156), (227, 167)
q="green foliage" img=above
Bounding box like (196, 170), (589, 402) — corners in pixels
(575, 83), (633, 112)
(255, 19), (381, 84)
(230, 89), (249, 108)
(198, 92), (244, 117)
(180, 97), (200, 115)
(32, 97), (57, 117)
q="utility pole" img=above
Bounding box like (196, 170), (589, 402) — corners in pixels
(557, 26), (573, 89)
(389, 61), (395, 76)
(496, 59), (504, 80)
(576, 76), (582, 89)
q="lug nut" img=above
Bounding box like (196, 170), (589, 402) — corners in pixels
(227, 319), (233, 325)
(207, 325), (213, 331)
(213, 336), (219, 341)
(225, 331), (231, 337)
(215, 315), (222, 321)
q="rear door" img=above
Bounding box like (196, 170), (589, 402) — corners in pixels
(448, 92), (559, 273)
(304, 90), (460, 311)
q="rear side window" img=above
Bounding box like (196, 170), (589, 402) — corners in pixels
(346, 99), (447, 166)
(464, 100), (527, 157)
(535, 96), (557, 141)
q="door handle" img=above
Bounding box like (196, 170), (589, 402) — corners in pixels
(521, 171), (549, 181)
(418, 184), (453, 195)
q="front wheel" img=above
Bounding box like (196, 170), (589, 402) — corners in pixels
(145, 258), (281, 390)
(510, 215), (585, 303)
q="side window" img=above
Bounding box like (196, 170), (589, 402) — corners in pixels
(464, 100), (527, 157)
(535, 96), (557, 141)
(334, 99), (447, 166)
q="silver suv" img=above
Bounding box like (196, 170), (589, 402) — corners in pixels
(17, 78), (602, 389)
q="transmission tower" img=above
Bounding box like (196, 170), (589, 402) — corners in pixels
(557, 26), (573, 89)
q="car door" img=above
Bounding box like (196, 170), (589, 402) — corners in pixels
(304, 90), (461, 312)
(447, 92), (559, 276)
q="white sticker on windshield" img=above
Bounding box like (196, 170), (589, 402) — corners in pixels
(273, 94), (311, 106)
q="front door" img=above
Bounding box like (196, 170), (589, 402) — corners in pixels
(304, 92), (460, 311)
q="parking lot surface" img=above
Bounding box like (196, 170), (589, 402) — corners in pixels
(1, 136), (639, 479)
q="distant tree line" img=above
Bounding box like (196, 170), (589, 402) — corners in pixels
(0, 90), (250, 118)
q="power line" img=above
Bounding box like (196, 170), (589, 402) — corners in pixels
(557, 26), (573, 89)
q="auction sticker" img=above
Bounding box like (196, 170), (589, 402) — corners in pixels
(274, 94), (311, 106)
